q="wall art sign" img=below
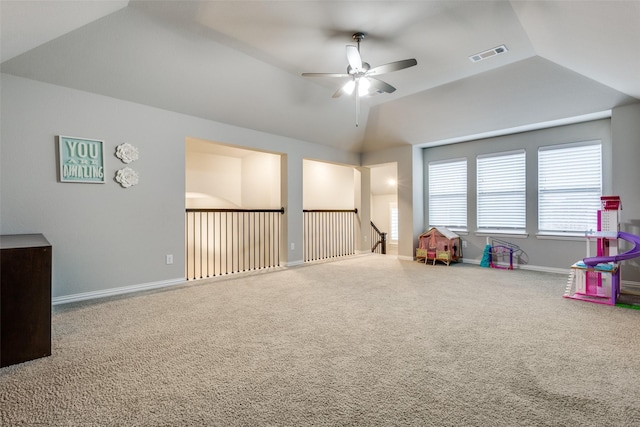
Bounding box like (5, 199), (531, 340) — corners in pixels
(58, 136), (105, 183)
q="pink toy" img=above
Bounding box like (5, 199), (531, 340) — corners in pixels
(564, 196), (640, 305)
(417, 227), (462, 266)
(488, 238), (520, 270)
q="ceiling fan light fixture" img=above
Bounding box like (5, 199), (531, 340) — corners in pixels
(357, 77), (370, 96)
(343, 80), (356, 95)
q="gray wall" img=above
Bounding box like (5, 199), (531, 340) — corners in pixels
(612, 103), (640, 283)
(1, 74), (359, 300)
(3, 72), (637, 301)
(422, 118), (614, 273)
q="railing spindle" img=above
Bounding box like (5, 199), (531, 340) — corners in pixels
(186, 208), (284, 280)
(302, 209), (357, 262)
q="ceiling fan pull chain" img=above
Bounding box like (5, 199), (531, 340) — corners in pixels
(355, 85), (360, 127)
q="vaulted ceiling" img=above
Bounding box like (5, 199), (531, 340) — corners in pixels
(2, 1), (638, 153)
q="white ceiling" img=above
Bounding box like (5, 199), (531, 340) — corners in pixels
(1, 1), (639, 154)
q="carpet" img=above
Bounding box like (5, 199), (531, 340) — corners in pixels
(2, 255), (640, 426)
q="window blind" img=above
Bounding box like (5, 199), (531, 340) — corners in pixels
(538, 142), (601, 234)
(428, 158), (467, 229)
(477, 150), (526, 231)
(390, 203), (398, 241)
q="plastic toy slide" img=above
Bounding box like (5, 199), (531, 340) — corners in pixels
(583, 232), (640, 267)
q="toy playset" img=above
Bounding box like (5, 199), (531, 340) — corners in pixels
(417, 227), (462, 266)
(564, 196), (640, 306)
(480, 237), (521, 270)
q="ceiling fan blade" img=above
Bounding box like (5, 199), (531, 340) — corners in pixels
(346, 45), (362, 71)
(332, 86), (345, 98)
(366, 58), (417, 76)
(368, 77), (396, 94)
(302, 72), (350, 78)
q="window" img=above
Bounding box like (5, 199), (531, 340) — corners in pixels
(428, 158), (467, 230)
(390, 203), (398, 242)
(477, 150), (526, 232)
(538, 141), (602, 234)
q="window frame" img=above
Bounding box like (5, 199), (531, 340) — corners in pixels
(389, 202), (398, 242)
(476, 149), (527, 234)
(428, 158), (467, 232)
(537, 140), (602, 236)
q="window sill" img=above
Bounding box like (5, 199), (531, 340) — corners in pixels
(536, 233), (585, 241)
(448, 229), (468, 235)
(427, 227), (468, 235)
(475, 231), (529, 239)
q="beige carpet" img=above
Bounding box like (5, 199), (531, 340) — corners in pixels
(2, 255), (640, 426)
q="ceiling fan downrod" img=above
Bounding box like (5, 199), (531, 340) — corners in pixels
(353, 32), (365, 127)
(353, 32), (366, 53)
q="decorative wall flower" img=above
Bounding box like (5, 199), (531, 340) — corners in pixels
(115, 167), (139, 188)
(115, 143), (139, 164)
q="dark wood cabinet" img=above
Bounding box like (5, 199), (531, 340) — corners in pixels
(1, 234), (52, 367)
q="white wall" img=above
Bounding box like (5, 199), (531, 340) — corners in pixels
(185, 150), (242, 208)
(303, 159), (355, 210)
(185, 139), (281, 209)
(369, 163), (398, 241)
(0, 74), (359, 300)
(242, 152), (281, 209)
(371, 195), (396, 236)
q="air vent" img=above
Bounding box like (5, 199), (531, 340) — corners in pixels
(469, 45), (508, 63)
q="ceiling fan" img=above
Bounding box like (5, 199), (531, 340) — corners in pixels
(302, 32), (417, 127)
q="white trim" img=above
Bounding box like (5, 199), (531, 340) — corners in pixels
(398, 255), (414, 262)
(514, 265), (569, 275)
(52, 278), (186, 305)
(428, 157), (467, 166)
(461, 258), (568, 275)
(418, 111), (611, 148)
(475, 232), (529, 239)
(539, 139), (602, 152)
(622, 280), (640, 288)
(285, 260), (304, 267)
(448, 229), (469, 235)
(477, 148), (525, 159)
(536, 233), (584, 241)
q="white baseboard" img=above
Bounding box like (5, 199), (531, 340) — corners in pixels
(51, 262), (640, 306)
(284, 260), (304, 267)
(461, 258), (568, 275)
(52, 277), (186, 306)
(622, 280), (640, 288)
(461, 258), (640, 284)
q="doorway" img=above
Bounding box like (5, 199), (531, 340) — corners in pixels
(370, 163), (398, 255)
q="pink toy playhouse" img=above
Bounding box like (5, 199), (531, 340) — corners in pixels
(564, 196), (640, 306)
(417, 227), (462, 266)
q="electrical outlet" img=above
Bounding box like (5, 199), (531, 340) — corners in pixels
(290, 243), (295, 250)
(166, 254), (173, 264)
(462, 241), (468, 248)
